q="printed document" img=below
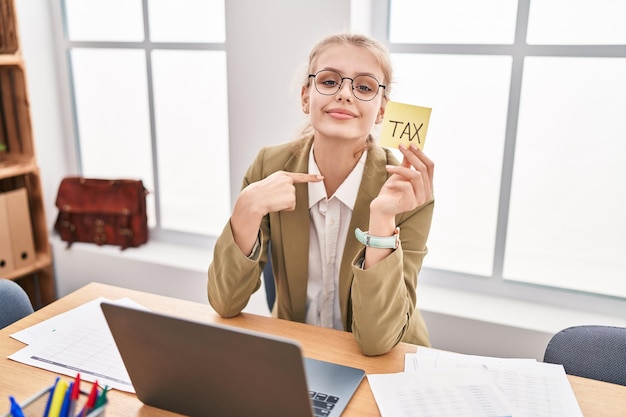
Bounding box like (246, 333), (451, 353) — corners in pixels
(380, 348), (584, 417)
(9, 297), (145, 392)
(368, 367), (515, 417)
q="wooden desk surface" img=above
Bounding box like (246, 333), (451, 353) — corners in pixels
(1, 282), (625, 417)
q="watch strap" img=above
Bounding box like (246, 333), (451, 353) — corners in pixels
(354, 227), (399, 249)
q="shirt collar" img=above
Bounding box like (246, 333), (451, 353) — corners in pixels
(308, 145), (366, 210)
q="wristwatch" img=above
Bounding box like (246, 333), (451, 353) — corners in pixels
(355, 227), (400, 249)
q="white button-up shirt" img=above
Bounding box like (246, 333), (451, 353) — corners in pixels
(305, 146), (366, 330)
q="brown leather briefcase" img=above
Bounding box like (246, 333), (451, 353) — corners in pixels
(54, 177), (149, 250)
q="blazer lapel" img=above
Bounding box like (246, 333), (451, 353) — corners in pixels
(277, 140), (392, 326)
(338, 145), (391, 328)
(279, 138), (313, 322)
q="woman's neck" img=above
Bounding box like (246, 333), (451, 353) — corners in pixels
(313, 136), (367, 197)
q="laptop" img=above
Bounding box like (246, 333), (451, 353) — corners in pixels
(100, 302), (365, 417)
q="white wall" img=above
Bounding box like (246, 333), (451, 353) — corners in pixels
(15, 0), (626, 361)
(224, 0), (351, 204)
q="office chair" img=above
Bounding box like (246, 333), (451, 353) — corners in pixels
(263, 242), (275, 312)
(543, 325), (626, 386)
(0, 278), (34, 329)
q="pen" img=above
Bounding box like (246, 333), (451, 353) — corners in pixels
(9, 396), (25, 417)
(93, 385), (108, 409)
(67, 374), (81, 417)
(59, 382), (73, 417)
(47, 378), (69, 417)
(78, 381), (99, 417)
(43, 377), (60, 417)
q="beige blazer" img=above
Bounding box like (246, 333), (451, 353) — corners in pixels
(208, 136), (434, 355)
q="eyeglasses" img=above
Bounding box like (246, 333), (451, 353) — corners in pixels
(308, 69), (386, 102)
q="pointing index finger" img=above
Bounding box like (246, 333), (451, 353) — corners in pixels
(285, 172), (324, 184)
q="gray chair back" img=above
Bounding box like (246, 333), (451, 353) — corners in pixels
(263, 242), (275, 312)
(0, 278), (34, 329)
(544, 325), (626, 386)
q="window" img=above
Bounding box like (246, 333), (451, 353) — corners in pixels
(384, 0), (626, 312)
(61, 0), (230, 237)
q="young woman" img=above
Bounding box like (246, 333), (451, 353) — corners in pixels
(208, 32), (434, 356)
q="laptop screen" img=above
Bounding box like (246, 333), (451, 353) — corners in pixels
(101, 302), (364, 417)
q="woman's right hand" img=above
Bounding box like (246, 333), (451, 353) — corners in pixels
(241, 171), (324, 217)
(230, 171), (323, 255)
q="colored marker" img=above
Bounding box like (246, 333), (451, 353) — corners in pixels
(94, 385), (109, 409)
(68, 374), (81, 417)
(9, 396), (25, 417)
(59, 382), (73, 417)
(43, 377), (60, 417)
(47, 378), (69, 417)
(79, 381), (99, 417)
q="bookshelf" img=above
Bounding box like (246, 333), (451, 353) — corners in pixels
(0, 0), (56, 307)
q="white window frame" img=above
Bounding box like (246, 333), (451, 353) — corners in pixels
(57, 0), (226, 245)
(373, 0), (626, 316)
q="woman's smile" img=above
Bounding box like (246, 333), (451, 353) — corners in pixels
(326, 107), (357, 120)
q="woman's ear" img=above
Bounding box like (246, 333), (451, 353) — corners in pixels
(375, 97), (387, 124)
(301, 86), (310, 114)
(375, 107), (385, 124)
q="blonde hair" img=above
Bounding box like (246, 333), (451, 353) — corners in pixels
(299, 32), (393, 140)
(305, 32), (393, 97)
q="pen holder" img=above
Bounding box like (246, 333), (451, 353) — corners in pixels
(3, 383), (107, 417)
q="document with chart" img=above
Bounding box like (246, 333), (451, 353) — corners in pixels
(369, 367), (516, 417)
(8, 297), (145, 392)
(368, 347), (583, 417)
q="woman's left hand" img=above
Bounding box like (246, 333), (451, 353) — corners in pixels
(371, 143), (434, 217)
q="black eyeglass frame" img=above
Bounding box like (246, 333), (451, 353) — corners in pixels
(308, 70), (386, 102)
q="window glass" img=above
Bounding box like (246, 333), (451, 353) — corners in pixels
(527, 0), (626, 45)
(504, 57), (626, 297)
(390, 54), (512, 276)
(148, 0), (225, 43)
(151, 50), (230, 235)
(64, 0), (144, 41)
(389, 0), (518, 44)
(62, 1), (229, 238)
(71, 48), (156, 226)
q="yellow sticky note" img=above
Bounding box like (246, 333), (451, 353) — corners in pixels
(379, 101), (432, 150)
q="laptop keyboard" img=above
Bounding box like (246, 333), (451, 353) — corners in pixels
(310, 391), (340, 416)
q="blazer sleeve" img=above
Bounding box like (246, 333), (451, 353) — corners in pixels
(350, 199), (434, 356)
(207, 149), (271, 317)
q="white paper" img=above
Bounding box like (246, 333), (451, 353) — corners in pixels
(405, 349), (536, 373)
(8, 297), (146, 393)
(368, 368), (516, 417)
(11, 297), (114, 344)
(403, 348), (583, 417)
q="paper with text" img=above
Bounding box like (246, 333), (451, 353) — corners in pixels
(379, 101), (432, 150)
(368, 368), (516, 417)
(11, 297), (112, 345)
(404, 348), (583, 417)
(8, 297), (146, 392)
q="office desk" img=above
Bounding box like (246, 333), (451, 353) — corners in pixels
(1, 283), (625, 417)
